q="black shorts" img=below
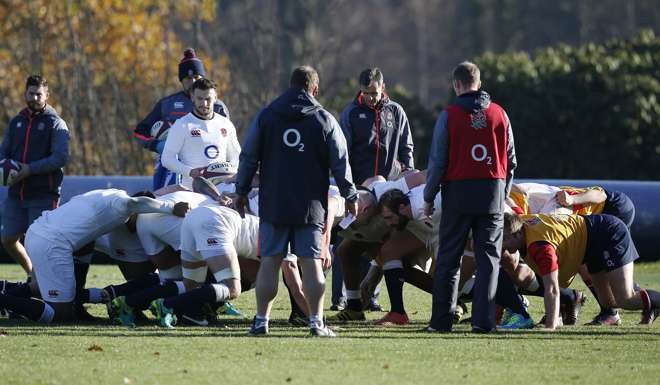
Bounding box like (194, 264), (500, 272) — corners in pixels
(603, 190), (635, 228)
(583, 214), (639, 274)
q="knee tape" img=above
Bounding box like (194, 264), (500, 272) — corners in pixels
(213, 266), (239, 283)
(158, 265), (182, 281)
(182, 266), (207, 283)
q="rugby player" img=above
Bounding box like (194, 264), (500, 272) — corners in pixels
(503, 213), (660, 330)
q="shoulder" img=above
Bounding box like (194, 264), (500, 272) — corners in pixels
(317, 108), (340, 130)
(341, 100), (361, 117)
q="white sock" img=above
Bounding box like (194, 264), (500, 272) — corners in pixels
(38, 303), (55, 323)
(255, 314), (269, 328)
(212, 283), (230, 302)
(309, 314), (323, 329)
(346, 290), (360, 299)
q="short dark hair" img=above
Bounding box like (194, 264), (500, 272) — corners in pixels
(131, 190), (156, 199)
(378, 189), (410, 213)
(290, 66), (319, 92)
(192, 78), (217, 92)
(359, 68), (384, 87)
(452, 61), (480, 86)
(25, 75), (48, 90)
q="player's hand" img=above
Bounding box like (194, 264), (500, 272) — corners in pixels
(189, 167), (205, 178)
(172, 201), (191, 217)
(555, 190), (573, 207)
(11, 163), (30, 184)
(233, 194), (248, 218)
(424, 201), (434, 217)
(217, 193), (234, 207)
(321, 250), (332, 271)
(345, 199), (358, 218)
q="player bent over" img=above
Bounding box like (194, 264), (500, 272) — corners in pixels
(0, 189), (189, 323)
(502, 213), (660, 330)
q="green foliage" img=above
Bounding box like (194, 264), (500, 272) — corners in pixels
(476, 29), (660, 179)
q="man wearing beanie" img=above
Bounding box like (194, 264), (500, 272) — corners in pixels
(133, 48), (230, 190)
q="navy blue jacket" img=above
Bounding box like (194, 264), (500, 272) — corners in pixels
(133, 91), (229, 153)
(236, 88), (358, 225)
(340, 93), (414, 184)
(1, 105), (70, 201)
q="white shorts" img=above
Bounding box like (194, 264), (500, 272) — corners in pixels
(95, 233), (150, 263)
(137, 213), (183, 255)
(26, 226), (75, 303)
(180, 207), (237, 262)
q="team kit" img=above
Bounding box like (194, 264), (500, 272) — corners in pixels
(0, 51), (658, 337)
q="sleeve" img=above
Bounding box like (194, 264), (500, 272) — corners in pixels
(423, 110), (449, 203)
(227, 121), (241, 167)
(504, 111), (517, 197)
(339, 106), (353, 152)
(327, 115), (358, 202)
(397, 107), (414, 170)
(125, 196), (176, 215)
(235, 110), (264, 196)
(161, 120), (193, 177)
(528, 241), (558, 276)
(28, 118), (70, 174)
(133, 100), (162, 152)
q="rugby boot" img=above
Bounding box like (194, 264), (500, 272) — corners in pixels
(374, 311), (410, 326)
(585, 310), (621, 326)
(149, 299), (177, 329)
(288, 310), (308, 327)
(218, 301), (246, 317)
(499, 313), (534, 330)
(248, 316), (269, 336)
(310, 325), (336, 337)
(639, 289), (659, 325)
(111, 296), (136, 327)
(327, 308), (366, 322)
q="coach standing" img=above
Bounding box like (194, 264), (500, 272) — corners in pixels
(423, 62), (516, 333)
(0, 75), (70, 278)
(235, 66), (358, 337)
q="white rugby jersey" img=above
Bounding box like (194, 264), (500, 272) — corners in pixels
(31, 189), (175, 250)
(137, 191), (216, 254)
(95, 225), (149, 263)
(161, 112), (241, 188)
(185, 205), (259, 261)
(514, 183), (572, 214)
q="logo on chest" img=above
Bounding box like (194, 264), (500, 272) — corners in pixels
(220, 128), (227, 137)
(190, 129), (202, 137)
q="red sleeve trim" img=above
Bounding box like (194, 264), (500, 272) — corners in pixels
(528, 241), (558, 275)
(511, 206), (524, 215)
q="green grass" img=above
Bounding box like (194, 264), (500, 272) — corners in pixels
(1, 262), (660, 385)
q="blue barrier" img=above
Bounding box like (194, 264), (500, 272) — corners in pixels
(0, 177), (658, 261)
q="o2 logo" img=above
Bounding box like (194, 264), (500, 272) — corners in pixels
(471, 144), (492, 165)
(204, 145), (219, 159)
(283, 128), (304, 152)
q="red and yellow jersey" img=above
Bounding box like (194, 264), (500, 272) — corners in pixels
(521, 214), (588, 287)
(559, 186), (607, 215)
(509, 191), (529, 214)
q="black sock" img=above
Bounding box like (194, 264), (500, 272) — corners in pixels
(384, 268), (405, 314)
(164, 285), (216, 314)
(125, 281), (180, 310)
(3, 280), (32, 298)
(0, 293), (46, 321)
(74, 260), (90, 303)
(241, 279), (253, 293)
(496, 270), (530, 318)
(346, 298), (362, 311)
(645, 289), (660, 308)
(559, 288), (576, 305)
(585, 284), (607, 312)
(104, 273), (160, 299)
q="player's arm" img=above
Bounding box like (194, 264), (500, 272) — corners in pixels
(326, 115), (358, 214)
(397, 107), (415, 171)
(133, 101), (163, 153)
(125, 196), (189, 217)
(556, 187), (607, 208)
(423, 110), (449, 214)
(22, 118), (70, 176)
(161, 121), (194, 177)
(504, 111), (517, 197)
(227, 122), (241, 167)
(528, 241), (561, 330)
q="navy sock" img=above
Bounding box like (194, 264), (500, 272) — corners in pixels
(403, 267), (433, 294)
(0, 293), (45, 321)
(346, 298), (362, 311)
(74, 261), (90, 301)
(164, 285), (216, 314)
(384, 268), (405, 314)
(646, 289), (660, 308)
(496, 270), (530, 318)
(559, 288), (576, 305)
(3, 280), (32, 298)
(104, 273), (160, 299)
(125, 281), (179, 310)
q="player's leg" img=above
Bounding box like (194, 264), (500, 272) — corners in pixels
(428, 213), (471, 332)
(469, 213), (503, 332)
(1, 199), (31, 275)
(281, 255), (310, 325)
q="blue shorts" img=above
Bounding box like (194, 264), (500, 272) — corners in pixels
(583, 214), (639, 274)
(152, 158), (180, 190)
(1, 197), (57, 238)
(602, 190), (635, 228)
(259, 221), (324, 259)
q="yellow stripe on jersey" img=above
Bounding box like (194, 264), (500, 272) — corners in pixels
(509, 191), (530, 214)
(521, 214), (588, 288)
(559, 186), (607, 215)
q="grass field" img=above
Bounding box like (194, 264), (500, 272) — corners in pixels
(1, 262), (660, 385)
